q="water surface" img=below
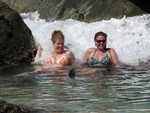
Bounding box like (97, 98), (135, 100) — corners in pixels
(0, 65), (150, 113)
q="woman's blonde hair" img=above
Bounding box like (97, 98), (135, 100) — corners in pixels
(51, 30), (64, 43)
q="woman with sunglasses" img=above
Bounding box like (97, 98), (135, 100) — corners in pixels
(83, 31), (119, 68)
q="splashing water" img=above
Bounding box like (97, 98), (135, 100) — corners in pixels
(21, 12), (150, 66)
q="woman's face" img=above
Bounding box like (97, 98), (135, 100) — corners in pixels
(53, 39), (64, 54)
(94, 35), (106, 51)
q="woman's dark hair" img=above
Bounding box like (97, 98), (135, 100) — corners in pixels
(94, 31), (107, 40)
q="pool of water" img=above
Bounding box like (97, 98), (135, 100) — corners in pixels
(0, 65), (150, 113)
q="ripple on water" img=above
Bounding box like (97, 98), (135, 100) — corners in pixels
(0, 66), (150, 113)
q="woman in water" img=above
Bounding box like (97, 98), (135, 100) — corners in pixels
(77, 31), (119, 75)
(36, 30), (75, 66)
(83, 31), (119, 68)
(18, 30), (75, 77)
(83, 31), (119, 67)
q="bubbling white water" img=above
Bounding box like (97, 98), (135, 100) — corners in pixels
(20, 12), (150, 66)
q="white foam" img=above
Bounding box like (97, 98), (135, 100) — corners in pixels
(20, 12), (150, 66)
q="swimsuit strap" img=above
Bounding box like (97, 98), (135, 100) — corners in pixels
(46, 56), (55, 64)
(93, 49), (108, 59)
(107, 48), (112, 61)
(87, 48), (113, 67)
(93, 49), (97, 56)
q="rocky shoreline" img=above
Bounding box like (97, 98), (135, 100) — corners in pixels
(0, 100), (45, 113)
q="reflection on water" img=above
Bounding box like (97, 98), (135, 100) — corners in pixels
(0, 65), (150, 113)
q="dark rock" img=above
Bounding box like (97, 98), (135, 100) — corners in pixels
(0, 100), (43, 113)
(69, 68), (75, 79)
(129, 0), (150, 13)
(0, 1), (36, 65)
(1, 0), (146, 22)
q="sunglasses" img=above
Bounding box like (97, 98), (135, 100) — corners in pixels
(96, 40), (106, 43)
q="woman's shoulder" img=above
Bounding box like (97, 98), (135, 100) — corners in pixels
(47, 51), (52, 55)
(64, 50), (75, 64)
(65, 50), (74, 56)
(107, 48), (116, 53)
(86, 48), (96, 52)
(65, 50), (72, 53)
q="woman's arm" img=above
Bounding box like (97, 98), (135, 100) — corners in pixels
(83, 48), (92, 63)
(109, 48), (119, 67)
(66, 51), (75, 65)
(34, 44), (43, 62)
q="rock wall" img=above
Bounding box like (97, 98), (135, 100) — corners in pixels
(1, 0), (146, 22)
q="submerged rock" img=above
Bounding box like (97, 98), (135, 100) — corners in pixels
(1, 0), (146, 22)
(0, 100), (44, 113)
(0, 1), (36, 65)
(69, 68), (76, 79)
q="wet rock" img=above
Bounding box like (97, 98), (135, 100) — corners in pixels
(129, 0), (150, 13)
(1, 0), (146, 22)
(69, 68), (75, 79)
(0, 1), (36, 65)
(0, 100), (43, 113)
(138, 60), (150, 70)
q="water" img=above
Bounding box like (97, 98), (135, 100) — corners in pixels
(0, 65), (150, 113)
(1, 13), (150, 113)
(20, 12), (150, 66)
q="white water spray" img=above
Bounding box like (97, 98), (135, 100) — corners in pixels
(21, 12), (150, 66)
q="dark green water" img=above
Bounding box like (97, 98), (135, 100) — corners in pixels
(0, 65), (150, 113)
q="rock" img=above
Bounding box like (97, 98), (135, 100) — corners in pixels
(1, 0), (146, 22)
(0, 1), (36, 65)
(129, 0), (150, 13)
(68, 68), (75, 79)
(0, 100), (43, 113)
